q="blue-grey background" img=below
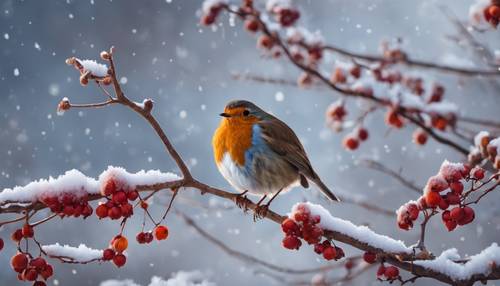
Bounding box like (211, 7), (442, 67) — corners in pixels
(1, 0), (499, 285)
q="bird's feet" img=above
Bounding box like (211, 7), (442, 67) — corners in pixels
(253, 204), (269, 222)
(234, 190), (250, 212)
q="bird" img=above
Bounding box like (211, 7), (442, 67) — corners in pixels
(212, 100), (339, 219)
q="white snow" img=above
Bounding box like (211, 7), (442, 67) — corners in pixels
(415, 243), (500, 281)
(201, 0), (227, 14)
(286, 27), (324, 46)
(290, 202), (412, 254)
(489, 137), (500, 153)
(77, 59), (109, 77)
(100, 271), (215, 286)
(42, 243), (103, 262)
(266, 0), (291, 11)
(474, 131), (490, 147)
(0, 166), (180, 205)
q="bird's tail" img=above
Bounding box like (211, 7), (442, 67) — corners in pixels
(314, 179), (340, 202)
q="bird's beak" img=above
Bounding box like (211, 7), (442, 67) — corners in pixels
(219, 112), (231, 118)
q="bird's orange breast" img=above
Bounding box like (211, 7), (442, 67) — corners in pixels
(212, 119), (256, 167)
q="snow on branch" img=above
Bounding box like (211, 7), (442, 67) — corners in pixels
(415, 243), (500, 281)
(290, 202), (411, 254)
(42, 243), (103, 263)
(0, 166), (180, 206)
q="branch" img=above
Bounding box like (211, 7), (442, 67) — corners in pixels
(177, 211), (356, 275)
(360, 159), (422, 194)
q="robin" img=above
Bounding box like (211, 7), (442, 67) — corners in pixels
(212, 100), (339, 219)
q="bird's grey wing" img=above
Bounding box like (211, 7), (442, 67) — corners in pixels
(258, 117), (317, 182)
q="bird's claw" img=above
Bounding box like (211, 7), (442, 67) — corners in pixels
(234, 191), (250, 212)
(253, 205), (269, 222)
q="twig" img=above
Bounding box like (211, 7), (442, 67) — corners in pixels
(360, 159), (422, 194)
(177, 211), (357, 275)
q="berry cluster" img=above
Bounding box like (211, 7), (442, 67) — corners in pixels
(11, 254), (53, 285)
(469, 132), (500, 170)
(377, 264), (400, 281)
(102, 235), (128, 268)
(40, 193), (93, 219)
(342, 127), (369, 151)
(281, 204), (345, 261)
(136, 225), (169, 244)
(95, 178), (138, 220)
(268, 6), (300, 27)
(397, 161), (484, 232)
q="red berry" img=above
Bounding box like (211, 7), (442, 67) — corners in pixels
(444, 219), (457, 231)
(154, 225), (169, 240)
(144, 232), (154, 243)
(357, 128), (369, 141)
(458, 206), (475, 225)
(103, 248), (115, 261)
(314, 243), (325, 254)
(472, 167), (485, 180)
(112, 191), (127, 204)
(377, 265), (386, 277)
(201, 13), (216, 26)
(281, 218), (300, 235)
(22, 268), (38, 281)
(103, 179), (117, 196)
(489, 5), (500, 18)
(343, 136), (359, 151)
(137, 232), (147, 244)
(140, 201), (149, 209)
(113, 253), (126, 267)
(62, 205), (75, 216)
(257, 35), (273, 49)
(331, 67), (347, 84)
(29, 257), (47, 270)
(112, 235), (128, 253)
(407, 203), (420, 220)
(82, 205), (93, 217)
(363, 251), (377, 264)
(11, 253), (29, 273)
(11, 229), (23, 242)
(384, 266), (399, 279)
(34, 281), (47, 286)
(335, 246), (345, 259)
(424, 191), (441, 208)
(244, 19), (259, 32)
(438, 199), (449, 210)
(445, 193), (460, 205)
(413, 129), (428, 145)
(120, 203), (134, 217)
(450, 207), (465, 221)
(0, 238), (3, 251)
(322, 246), (336, 260)
(96, 204), (108, 218)
(449, 181), (464, 194)
(385, 109), (404, 128)
(108, 206), (122, 220)
(282, 235), (301, 250)
(127, 190), (139, 201)
(294, 212), (309, 222)
(345, 260), (355, 270)
(22, 224), (34, 238)
(426, 175), (449, 193)
(40, 264), (54, 280)
(350, 65), (361, 78)
(442, 210), (451, 221)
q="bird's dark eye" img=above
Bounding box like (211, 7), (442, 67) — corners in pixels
(243, 110), (250, 116)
